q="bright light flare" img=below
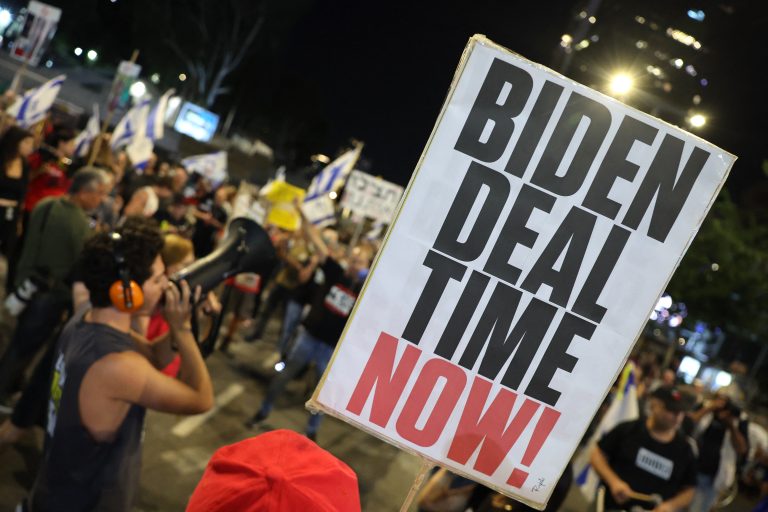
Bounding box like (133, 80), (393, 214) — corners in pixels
(74, 47), (83, 56)
(129, 81), (146, 98)
(689, 114), (706, 128)
(609, 73), (634, 95)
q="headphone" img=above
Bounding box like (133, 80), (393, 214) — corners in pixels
(108, 232), (144, 313)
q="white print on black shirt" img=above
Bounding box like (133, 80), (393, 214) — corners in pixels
(635, 447), (674, 480)
(324, 285), (357, 316)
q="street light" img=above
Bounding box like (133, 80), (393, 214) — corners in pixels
(74, 47), (83, 57)
(178, 73), (187, 82)
(0, 9), (13, 31)
(129, 80), (146, 99)
(86, 49), (98, 61)
(608, 73), (634, 96)
(689, 114), (706, 128)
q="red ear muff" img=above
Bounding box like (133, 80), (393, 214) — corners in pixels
(109, 279), (144, 313)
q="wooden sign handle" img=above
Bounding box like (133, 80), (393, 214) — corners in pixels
(400, 458), (433, 512)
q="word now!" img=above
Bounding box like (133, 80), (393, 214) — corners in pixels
(346, 331), (560, 488)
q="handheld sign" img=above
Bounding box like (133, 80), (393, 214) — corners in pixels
(310, 35), (734, 509)
(341, 170), (404, 223)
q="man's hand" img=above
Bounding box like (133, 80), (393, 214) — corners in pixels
(163, 280), (201, 331)
(652, 502), (676, 512)
(609, 479), (632, 504)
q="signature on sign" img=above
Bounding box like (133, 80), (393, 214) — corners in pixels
(532, 478), (546, 492)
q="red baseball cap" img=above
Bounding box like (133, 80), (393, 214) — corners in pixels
(186, 430), (361, 512)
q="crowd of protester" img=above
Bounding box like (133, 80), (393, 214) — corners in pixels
(0, 109), (388, 510)
(0, 114), (766, 511)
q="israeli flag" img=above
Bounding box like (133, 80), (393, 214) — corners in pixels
(145, 89), (174, 141)
(574, 362), (639, 501)
(181, 151), (228, 186)
(74, 104), (100, 158)
(110, 98), (151, 150)
(305, 144), (362, 201)
(125, 136), (154, 170)
(6, 74), (66, 127)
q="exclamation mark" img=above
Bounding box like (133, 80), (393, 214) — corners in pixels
(507, 406), (560, 488)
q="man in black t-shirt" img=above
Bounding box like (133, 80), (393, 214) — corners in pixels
(591, 386), (697, 511)
(246, 207), (372, 440)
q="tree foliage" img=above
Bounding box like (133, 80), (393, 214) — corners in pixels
(667, 191), (768, 341)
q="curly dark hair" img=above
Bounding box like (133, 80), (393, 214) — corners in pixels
(79, 217), (164, 308)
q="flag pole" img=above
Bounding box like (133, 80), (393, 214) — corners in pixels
(88, 49), (139, 166)
(399, 458), (433, 512)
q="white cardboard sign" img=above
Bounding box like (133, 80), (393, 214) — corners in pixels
(340, 170), (404, 222)
(311, 35), (734, 509)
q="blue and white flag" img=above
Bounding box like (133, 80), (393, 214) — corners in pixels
(125, 136), (154, 170)
(573, 362), (639, 501)
(145, 89), (174, 141)
(110, 98), (151, 150)
(6, 74), (66, 127)
(305, 144), (362, 201)
(74, 104), (100, 158)
(181, 151), (228, 186)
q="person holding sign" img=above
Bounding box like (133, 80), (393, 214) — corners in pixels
(590, 386), (697, 512)
(245, 202), (372, 440)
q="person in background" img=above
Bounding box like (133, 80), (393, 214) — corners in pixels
(245, 204), (372, 441)
(24, 125), (76, 215)
(689, 394), (749, 511)
(0, 168), (107, 407)
(154, 192), (193, 237)
(591, 386), (698, 512)
(122, 175), (174, 218)
(0, 126), (34, 259)
(191, 181), (228, 258)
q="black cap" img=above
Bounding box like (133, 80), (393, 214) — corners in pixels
(651, 386), (695, 413)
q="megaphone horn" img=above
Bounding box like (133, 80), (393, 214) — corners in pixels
(171, 217), (277, 297)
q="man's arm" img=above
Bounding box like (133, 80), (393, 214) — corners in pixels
(689, 398), (723, 423)
(653, 487), (694, 512)
(729, 420), (749, 457)
(590, 445), (633, 505)
(295, 200), (329, 262)
(106, 281), (213, 414)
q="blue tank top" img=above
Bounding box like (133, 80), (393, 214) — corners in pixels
(29, 310), (146, 512)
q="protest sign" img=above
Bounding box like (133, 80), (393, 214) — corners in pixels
(262, 180), (305, 231)
(108, 60), (142, 112)
(10, 1), (61, 67)
(341, 170), (404, 223)
(310, 35), (734, 509)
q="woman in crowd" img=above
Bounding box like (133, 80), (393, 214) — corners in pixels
(0, 126), (34, 258)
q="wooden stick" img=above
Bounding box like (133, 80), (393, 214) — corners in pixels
(399, 458), (433, 512)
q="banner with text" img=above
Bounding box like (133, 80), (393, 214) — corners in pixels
(341, 170), (404, 222)
(311, 35), (734, 509)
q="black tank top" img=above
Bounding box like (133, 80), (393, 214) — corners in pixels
(29, 310), (146, 512)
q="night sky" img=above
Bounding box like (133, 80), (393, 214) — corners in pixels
(34, 0), (768, 195)
(268, 0), (768, 197)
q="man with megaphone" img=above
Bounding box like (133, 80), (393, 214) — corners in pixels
(245, 201), (373, 441)
(23, 219), (214, 512)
